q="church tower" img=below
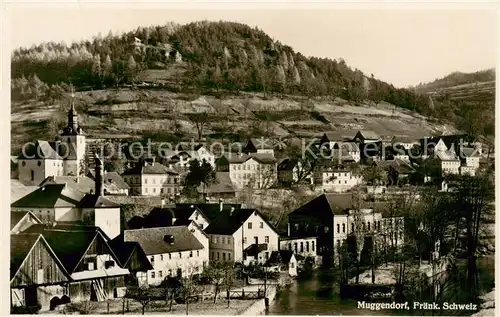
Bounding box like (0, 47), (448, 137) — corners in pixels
(61, 89), (86, 176)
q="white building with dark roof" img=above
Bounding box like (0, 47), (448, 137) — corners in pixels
(11, 157), (122, 239)
(17, 97), (86, 186)
(122, 158), (180, 196)
(216, 153), (277, 189)
(124, 226), (208, 285)
(204, 208), (279, 265)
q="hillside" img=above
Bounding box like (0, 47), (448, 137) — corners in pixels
(10, 21), (475, 153)
(415, 69), (495, 141)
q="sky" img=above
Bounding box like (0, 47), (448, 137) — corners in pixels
(7, 7), (498, 88)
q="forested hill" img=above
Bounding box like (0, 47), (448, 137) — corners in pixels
(10, 21), (494, 139)
(11, 21), (433, 114)
(414, 69), (495, 140)
(415, 69), (495, 93)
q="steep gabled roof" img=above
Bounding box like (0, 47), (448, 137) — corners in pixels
(289, 193), (353, 218)
(390, 159), (416, 174)
(77, 194), (121, 208)
(341, 142), (360, 152)
(124, 226), (204, 255)
(265, 250), (295, 266)
(176, 203), (242, 223)
(108, 238), (153, 272)
(87, 171), (130, 189)
(11, 184), (85, 208)
(460, 147), (481, 158)
(356, 130), (380, 140)
(10, 234), (42, 279)
(205, 209), (278, 236)
(122, 161), (179, 175)
(11, 211), (41, 230)
(17, 140), (63, 160)
(39, 176), (96, 194)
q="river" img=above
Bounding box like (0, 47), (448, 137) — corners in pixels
(266, 272), (380, 315)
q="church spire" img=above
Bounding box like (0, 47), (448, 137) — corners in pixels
(67, 87), (79, 132)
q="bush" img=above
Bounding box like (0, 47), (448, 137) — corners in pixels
(11, 304), (41, 314)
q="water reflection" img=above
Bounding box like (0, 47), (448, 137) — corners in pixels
(267, 272), (384, 316)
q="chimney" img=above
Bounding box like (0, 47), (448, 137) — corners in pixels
(163, 234), (174, 244)
(219, 198), (224, 212)
(95, 154), (104, 197)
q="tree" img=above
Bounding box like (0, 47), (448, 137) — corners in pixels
(187, 112), (210, 141)
(125, 286), (154, 315)
(361, 164), (385, 186)
(223, 262), (238, 308)
(127, 55), (138, 84)
(183, 159), (217, 197)
(178, 273), (200, 315)
(201, 261), (226, 303)
(450, 174), (494, 294)
(102, 54), (113, 86)
(161, 276), (182, 312)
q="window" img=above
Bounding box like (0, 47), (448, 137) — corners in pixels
(337, 224), (340, 233)
(159, 271), (163, 278)
(37, 161), (41, 166)
(168, 269), (172, 276)
(377, 221), (381, 230)
(243, 237), (247, 244)
(312, 241), (315, 251)
(260, 222), (264, 228)
(169, 254), (172, 259)
(306, 241), (309, 252)
(145, 188), (148, 193)
(31, 170), (35, 181)
(294, 243), (298, 253)
(179, 252), (182, 258)
(196, 250), (199, 257)
(153, 188), (156, 193)
(160, 255), (163, 261)
(300, 242), (304, 253)
(342, 224), (346, 233)
(368, 222), (371, 231)
(150, 256), (155, 263)
(351, 223), (354, 233)
(265, 236), (269, 243)
(217, 252), (220, 260)
(363, 222), (366, 231)
(151, 271), (155, 279)
(144, 178), (147, 184)
(228, 253), (231, 260)
(291, 262), (294, 268)
(248, 222), (252, 229)
(195, 214), (199, 220)
(223, 253), (226, 261)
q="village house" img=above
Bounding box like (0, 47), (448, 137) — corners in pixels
(160, 143), (216, 172)
(122, 157), (181, 196)
(353, 130), (382, 160)
(204, 208), (280, 265)
(124, 226), (208, 285)
(216, 153), (277, 189)
(87, 171), (129, 195)
(264, 250), (298, 277)
(286, 193), (404, 264)
(279, 236), (318, 263)
(17, 98), (86, 186)
(197, 172), (237, 200)
(391, 135), (419, 151)
(11, 227), (130, 312)
(313, 163), (363, 192)
(387, 159), (416, 185)
(243, 138), (277, 156)
(318, 132), (354, 150)
(436, 150), (461, 176)
(11, 157), (122, 239)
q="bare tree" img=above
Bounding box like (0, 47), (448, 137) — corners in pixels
(187, 112), (210, 141)
(125, 286), (154, 315)
(201, 261), (226, 303)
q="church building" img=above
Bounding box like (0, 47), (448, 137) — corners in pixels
(17, 95), (86, 185)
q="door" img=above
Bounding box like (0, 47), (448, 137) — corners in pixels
(254, 237), (258, 244)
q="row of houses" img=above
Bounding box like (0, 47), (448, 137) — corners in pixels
(10, 155), (404, 311)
